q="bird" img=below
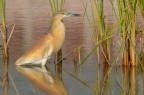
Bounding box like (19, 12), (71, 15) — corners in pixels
(16, 10), (80, 66)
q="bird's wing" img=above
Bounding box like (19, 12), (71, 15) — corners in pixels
(16, 33), (54, 65)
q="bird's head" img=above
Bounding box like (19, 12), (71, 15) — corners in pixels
(52, 10), (80, 20)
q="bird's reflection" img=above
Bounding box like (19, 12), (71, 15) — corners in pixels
(16, 65), (68, 95)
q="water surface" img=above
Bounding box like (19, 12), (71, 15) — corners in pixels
(0, 0), (144, 95)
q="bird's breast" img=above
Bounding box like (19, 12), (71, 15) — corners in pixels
(53, 32), (65, 53)
(51, 21), (65, 53)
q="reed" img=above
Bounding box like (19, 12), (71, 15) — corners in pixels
(0, 0), (9, 94)
(77, 19), (122, 67)
(116, 0), (139, 66)
(91, 0), (110, 64)
(139, 0), (144, 17)
(0, 0), (7, 57)
(48, 0), (65, 14)
(82, 0), (108, 64)
(139, 38), (144, 64)
(82, 0), (101, 63)
(81, 0), (124, 66)
(0, 0), (7, 76)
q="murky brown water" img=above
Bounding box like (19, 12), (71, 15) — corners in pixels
(0, 0), (144, 95)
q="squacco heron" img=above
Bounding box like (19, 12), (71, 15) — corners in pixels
(16, 10), (80, 66)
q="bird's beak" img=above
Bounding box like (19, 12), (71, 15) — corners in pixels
(67, 13), (81, 17)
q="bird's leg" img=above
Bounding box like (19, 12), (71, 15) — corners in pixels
(41, 65), (54, 83)
(41, 59), (48, 66)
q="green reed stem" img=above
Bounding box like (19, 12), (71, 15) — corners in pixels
(56, 0), (58, 10)
(49, 0), (54, 14)
(0, 2), (9, 95)
(49, 0), (65, 13)
(77, 19), (123, 67)
(109, 0), (119, 21)
(139, 0), (144, 17)
(82, 0), (97, 43)
(0, 0), (6, 31)
(92, 0), (105, 37)
(60, 0), (65, 9)
(92, 0), (112, 63)
(82, 0), (102, 64)
(53, 0), (56, 12)
(117, 0), (138, 66)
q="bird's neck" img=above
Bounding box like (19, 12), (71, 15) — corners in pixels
(50, 19), (65, 35)
(50, 19), (65, 53)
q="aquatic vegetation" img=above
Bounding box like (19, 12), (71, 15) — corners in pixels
(48, 0), (65, 14)
(117, 0), (139, 66)
(0, 0), (9, 94)
(81, 0), (120, 66)
(0, 0), (16, 95)
(91, 0), (110, 63)
(0, 0), (7, 57)
(81, 0), (144, 66)
(82, 0), (109, 64)
(139, 0), (144, 17)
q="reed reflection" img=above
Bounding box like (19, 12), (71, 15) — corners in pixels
(3, 57), (9, 95)
(94, 64), (110, 95)
(122, 66), (137, 95)
(16, 65), (68, 95)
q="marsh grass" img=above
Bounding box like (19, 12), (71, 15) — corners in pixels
(139, 38), (144, 64)
(116, 0), (139, 66)
(91, 0), (111, 64)
(0, 0), (16, 95)
(81, 0), (144, 67)
(48, 0), (65, 14)
(81, 0), (125, 67)
(0, 0), (9, 95)
(139, 0), (144, 17)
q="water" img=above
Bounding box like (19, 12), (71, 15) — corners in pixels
(0, 0), (144, 95)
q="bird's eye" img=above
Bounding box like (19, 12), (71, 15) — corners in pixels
(63, 12), (66, 15)
(62, 11), (67, 15)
